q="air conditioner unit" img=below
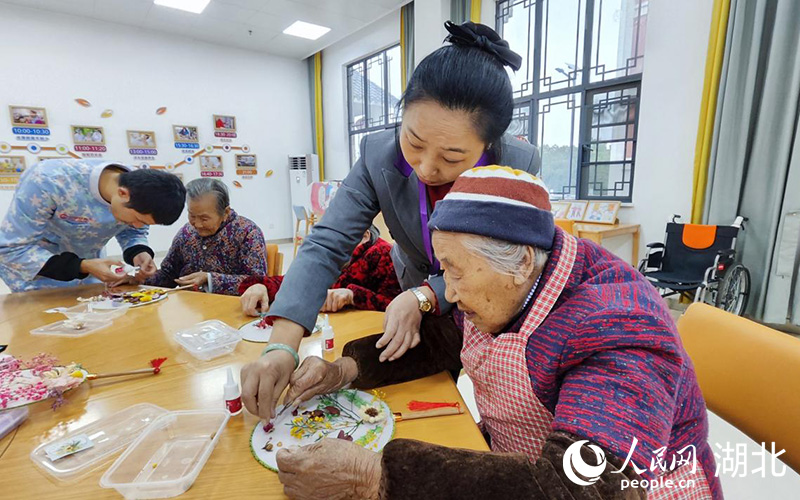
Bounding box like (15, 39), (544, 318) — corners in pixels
(289, 153), (320, 214)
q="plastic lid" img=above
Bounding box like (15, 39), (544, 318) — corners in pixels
(30, 403), (168, 481)
(174, 320), (241, 357)
(59, 302), (130, 321)
(31, 318), (113, 338)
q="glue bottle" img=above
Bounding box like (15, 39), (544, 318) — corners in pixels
(224, 367), (242, 416)
(322, 314), (335, 352)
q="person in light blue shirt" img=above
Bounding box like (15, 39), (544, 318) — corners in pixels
(0, 159), (186, 292)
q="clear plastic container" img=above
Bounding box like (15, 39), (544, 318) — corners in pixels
(0, 407), (29, 440)
(60, 301), (130, 321)
(173, 320), (241, 361)
(100, 409), (230, 499)
(31, 318), (113, 338)
(30, 403), (168, 481)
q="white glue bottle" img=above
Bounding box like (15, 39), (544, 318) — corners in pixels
(224, 367), (242, 416)
(322, 314), (335, 352)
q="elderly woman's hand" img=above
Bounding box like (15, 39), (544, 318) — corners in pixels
(285, 356), (358, 405)
(241, 283), (270, 316)
(277, 438), (381, 500)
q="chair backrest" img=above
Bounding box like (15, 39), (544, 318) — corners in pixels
(292, 205), (308, 221)
(373, 212), (393, 244)
(677, 303), (800, 473)
(265, 244), (283, 277)
(554, 218), (575, 235)
(660, 223), (739, 278)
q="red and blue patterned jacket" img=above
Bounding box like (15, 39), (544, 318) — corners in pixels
(512, 228), (721, 498)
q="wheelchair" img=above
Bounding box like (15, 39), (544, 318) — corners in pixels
(638, 215), (751, 316)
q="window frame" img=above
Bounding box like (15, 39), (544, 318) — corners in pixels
(346, 43), (402, 166)
(497, 0), (646, 202)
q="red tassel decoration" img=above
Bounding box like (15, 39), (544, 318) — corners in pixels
(150, 357), (168, 374)
(407, 400), (461, 412)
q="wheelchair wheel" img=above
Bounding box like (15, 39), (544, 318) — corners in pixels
(715, 264), (750, 316)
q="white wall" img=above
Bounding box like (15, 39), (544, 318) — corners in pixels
(610, 0), (713, 261)
(0, 3), (311, 258)
(322, 10), (400, 180)
(414, 0), (450, 67)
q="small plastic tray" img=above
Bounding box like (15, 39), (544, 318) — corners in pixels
(30, 403), (168, 482)
(100, 409), (230, 499)
(60, 302), (130, 321)
(173, 320), (241, 361)
(31, 318), (113, 338)
(0, 407), (29, 440)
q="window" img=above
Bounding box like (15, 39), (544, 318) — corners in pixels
(347, 44), (402, 165)
(498, 0), (647, 201)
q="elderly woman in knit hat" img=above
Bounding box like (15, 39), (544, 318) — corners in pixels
(274, 167), (720, 500)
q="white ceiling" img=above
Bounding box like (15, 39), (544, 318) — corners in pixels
(1, 0), (408, 59)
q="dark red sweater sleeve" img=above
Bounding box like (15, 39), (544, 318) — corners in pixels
(237, 275), (284, 301)
(336, 240), (401, 312)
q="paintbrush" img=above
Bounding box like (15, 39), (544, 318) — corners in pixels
(86, 358), (167, 380)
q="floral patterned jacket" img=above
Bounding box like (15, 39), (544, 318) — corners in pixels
(146, 209), (267, 295)
(0, 159), (149, 292)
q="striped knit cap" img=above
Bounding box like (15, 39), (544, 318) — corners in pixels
(428, 166), (555, 250)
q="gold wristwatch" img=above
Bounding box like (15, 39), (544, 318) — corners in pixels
(411, 287), (433, 313)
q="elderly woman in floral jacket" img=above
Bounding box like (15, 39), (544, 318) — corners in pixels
(273, 167), (721, 500)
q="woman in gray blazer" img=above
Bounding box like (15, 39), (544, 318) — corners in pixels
(241, 22), (542, 420)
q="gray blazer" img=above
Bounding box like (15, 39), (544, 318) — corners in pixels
(269, 128), (541, 331)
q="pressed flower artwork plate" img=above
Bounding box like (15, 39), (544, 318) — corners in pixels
(0, 360), (88, 410)
(250, 389), (395, 472)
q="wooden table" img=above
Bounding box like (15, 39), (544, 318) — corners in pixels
(573, 222), (641, 266)
(0, 285), (487, 499)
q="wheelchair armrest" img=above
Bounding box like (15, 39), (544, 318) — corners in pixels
(641, 243), (665, 271)
(717, 249), (735, 258)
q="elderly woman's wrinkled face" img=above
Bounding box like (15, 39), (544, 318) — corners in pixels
(400, 101), (487, 186)
(188, 193), (229, 237)
(433, 232), (539, 333)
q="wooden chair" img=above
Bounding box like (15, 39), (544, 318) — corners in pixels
(373, 212), (393, 244)
(265, 244), (283, 277)
(677, 303), (800, 473)
(554, 218), (575, 235)
(292, 205), (317, 257)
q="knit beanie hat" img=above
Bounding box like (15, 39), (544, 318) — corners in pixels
(428, 166), (555, 250)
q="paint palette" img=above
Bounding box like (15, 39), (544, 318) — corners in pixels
(250, 389), (395, 472)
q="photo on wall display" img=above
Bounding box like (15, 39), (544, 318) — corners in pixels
(235, 154), (257, 176)
(172, 125), (199, 144)
(0, 156), (26, 190)
(126, 130), (157, 149)
(199, 155), (224, 177)
(9, 106), (48, 128)
(71, 126), (105, 145)
(214, 115), (236, 132)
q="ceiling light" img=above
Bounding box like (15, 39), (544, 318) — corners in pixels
(283, 21), (331, 40)
(153, 0), (211, 14)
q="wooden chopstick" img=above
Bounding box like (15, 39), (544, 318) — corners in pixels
(393, 406), (464, 422)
